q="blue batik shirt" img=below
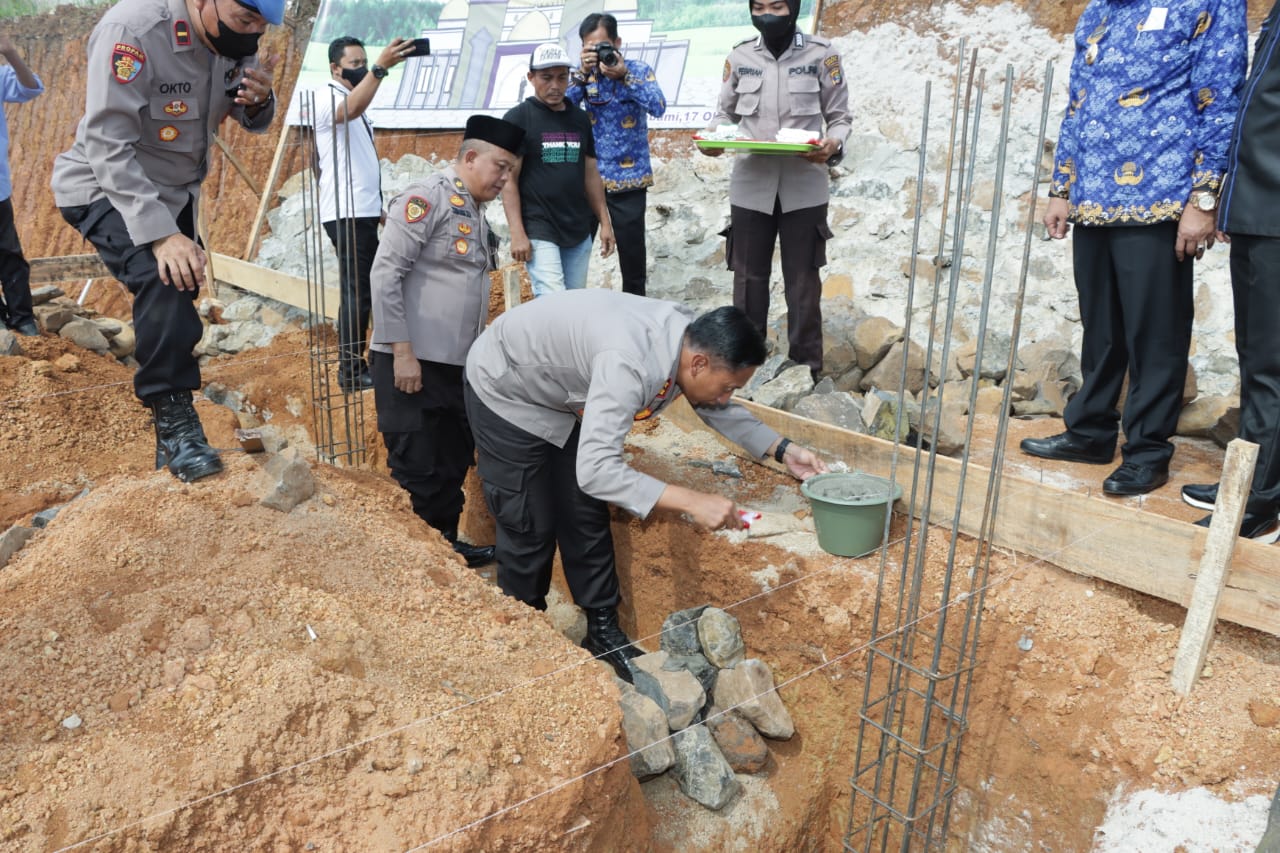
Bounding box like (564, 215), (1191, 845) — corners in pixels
(1050, 0), (1247, 225)
(0, 64), (44, 203)
(567, 58), (666, 193)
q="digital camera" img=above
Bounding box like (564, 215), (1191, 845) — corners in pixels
(594, 42), (620, 68)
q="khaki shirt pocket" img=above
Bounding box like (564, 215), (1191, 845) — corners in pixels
(787, 75), (821, 117)
(733, 75), (764, 117)
(146, 96), (202, 152)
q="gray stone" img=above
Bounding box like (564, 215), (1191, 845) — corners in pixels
(30, 285), (64, 306)
(257, 447), (316, 512)
(33, 303), (78, 333)
(631, 650), (706, 730)
(972, 385), (1008, 417)
(663, 651), (719, 703)
(107, 323), (136, 359)
(256, 425), (290, 455)
(0, 525), (37, 569)
(955, 331), (1012, 381)
(670, 724), (740, 810)
(861, 339), (928, 395)
(791, 391), (866, 433)
(1018, 340), (1079, 386)
(917, 398), (967, 456)
(697, 607), (745, 668)
(660, 606), (710, 656)
(707, 708), (770, 773)
(92, 318), (124, 338)
(0, 328), (21, 357)
(832, 365), (865, 393)
(862, 391), (912, 443)
(852, 315), (904, 370)
(811, 377), (838, 395)
(58, 318), (111, 355)
(618, 686), (675, 778)
(713, 658), (795, 740)
(221, 297), (264, 323)
(1178, 394), (1239, 438)
(31, 488), (90, 529)
(215, 320), (269, 354)
(545, 586), (586, 645)
(752, 364), (814, 411)
(738, 353), (793, 401)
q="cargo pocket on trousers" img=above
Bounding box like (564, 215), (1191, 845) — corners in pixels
(719, 224), (734, 271)
(814, 221), (834, 268)
(476, 458), (534, 536)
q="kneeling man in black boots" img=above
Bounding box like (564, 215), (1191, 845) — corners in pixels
(464, 292), (827, 680)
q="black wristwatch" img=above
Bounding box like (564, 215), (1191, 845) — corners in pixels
(774, 438), (792, 463)
(371, 64), (388, 80)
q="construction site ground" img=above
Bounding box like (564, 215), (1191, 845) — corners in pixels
(3, 312), (1279, 851)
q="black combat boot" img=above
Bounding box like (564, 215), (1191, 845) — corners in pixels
(581, 606), (644, 683)
(438, 526), (496, 568)
(147, 390), (223, 483)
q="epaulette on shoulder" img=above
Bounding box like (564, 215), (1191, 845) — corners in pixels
(805, 32), (833, 47)
(732, 35), (757, 48)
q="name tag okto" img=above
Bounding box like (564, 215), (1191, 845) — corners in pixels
(1142, 7), (1168, 31)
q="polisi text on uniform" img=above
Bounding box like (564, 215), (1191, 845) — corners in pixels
(159, 81), (192, 94)
(788, 65), (818, 76)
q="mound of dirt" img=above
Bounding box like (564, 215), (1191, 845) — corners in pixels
(0, 457), (641, 852)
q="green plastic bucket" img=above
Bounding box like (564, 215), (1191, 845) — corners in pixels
(801, 471), (903, 558)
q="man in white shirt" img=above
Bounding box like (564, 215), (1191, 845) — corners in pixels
(313, 35), (412, 391)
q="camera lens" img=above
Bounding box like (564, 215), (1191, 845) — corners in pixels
(596, 42), (618, 67)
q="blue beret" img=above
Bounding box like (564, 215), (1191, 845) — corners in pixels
(234, 0), (284, 26)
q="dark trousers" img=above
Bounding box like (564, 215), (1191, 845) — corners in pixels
(1230, 234), (1280, 515)
(1064, 222), (1193, 467)
(0, 197), (34, 328)
(607, 188), (647, 296)
(60, 197), (203, 401)
(727, 199), (830, 373)
(464, 382), (619, 611)
(370, 352), (473, 534)
(323, 217), (379, 371)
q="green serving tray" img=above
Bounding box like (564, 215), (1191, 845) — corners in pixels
(693, 137), (819, 154)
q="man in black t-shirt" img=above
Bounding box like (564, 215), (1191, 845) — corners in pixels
(502, 42), (615, 295)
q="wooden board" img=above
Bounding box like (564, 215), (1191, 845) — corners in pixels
(663, 397), (1280, 638)
(29, 254), (109, 284)
(209, 253), (339, 320)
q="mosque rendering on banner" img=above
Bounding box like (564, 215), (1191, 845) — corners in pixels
(390, 0), (690, 112)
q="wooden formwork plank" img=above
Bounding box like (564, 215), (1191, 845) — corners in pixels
(29, 254), (109, 284)
(209, 253), (338, 320)
(1172, 439), (1259, 695)
(242, 123), (296, 261)
(503, 265), (522, 312)
(662, 397), (1280, 638)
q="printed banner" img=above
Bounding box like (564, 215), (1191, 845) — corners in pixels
(288, 0), (813, 129)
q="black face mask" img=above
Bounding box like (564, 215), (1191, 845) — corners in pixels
(207, 2), (262, 60)
(751, 13), (793, 43)
(340, 66), (368, 87)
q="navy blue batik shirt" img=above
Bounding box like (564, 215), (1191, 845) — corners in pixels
(1050, 0), (1247, 226)
(567, 58), (666, 193)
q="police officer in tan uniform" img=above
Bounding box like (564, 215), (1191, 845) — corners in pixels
(701, 0), (851, 378)
(52, 0), (281, 483)
(464, 290), (828, 680)
(369, 116), (525, 569)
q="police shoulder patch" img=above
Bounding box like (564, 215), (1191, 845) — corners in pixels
(722, 58), (731, 82)
(449, 193), (466, 208)
(405, 196), (430, 223)
(112, 43), (146, 84)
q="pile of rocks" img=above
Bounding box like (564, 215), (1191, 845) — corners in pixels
(614, 605), (794, 810)
(741, 306), (1239, 455)
(17, 284), (138, 363)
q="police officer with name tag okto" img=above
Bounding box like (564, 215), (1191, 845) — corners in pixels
(52, 0), (283, 483)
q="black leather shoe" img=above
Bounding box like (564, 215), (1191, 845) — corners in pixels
(1102, 461), (1168, 496)
(1019, 431), (1114, 465)
(337, 366), (374, 393)
(1195, 511), (1280, 544)
(147, 390), (223, 483)
(1181, 482), (1218, 510)
(452, 540), (495, 568)
(581, 606), (644, 683)
(13, 319), (39, 336)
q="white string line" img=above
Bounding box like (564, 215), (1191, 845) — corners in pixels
(54, 477), (1113, 853)
(408, 511), (1120, 851)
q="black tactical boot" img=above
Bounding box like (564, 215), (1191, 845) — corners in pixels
(438, 526), (496, 568)
(147, 390), (223, 483)
(581, 606), (644, 683)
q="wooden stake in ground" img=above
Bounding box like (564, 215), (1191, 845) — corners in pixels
(1171, 437), (1260, 696)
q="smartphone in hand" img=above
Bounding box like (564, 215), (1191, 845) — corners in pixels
(405, 38), (431, 57)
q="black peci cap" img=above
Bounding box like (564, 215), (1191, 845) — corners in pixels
(463, 115), (526, 155)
